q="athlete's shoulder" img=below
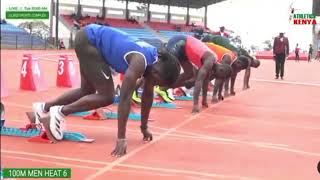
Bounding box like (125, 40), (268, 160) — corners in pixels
(86, 23), (102, 30)
(135, 40), (155, 49)
(205, 42), (220, 49)
(204, 34), (216, 38)
(86, 24), (127, 34)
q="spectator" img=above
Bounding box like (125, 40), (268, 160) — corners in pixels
(128, 17), (134, 24)
(273, 32), (289, 80)
(59, 39), (66, 50)
(316, 49), (320, 61)
(295, 43), (300, 62)
(73, 19), (80, 30)
(213, 26), (230, 38)
(128, 17), (138, 24)
(308, 44), (313, 62)
(0, 19), (7, 24)
(133, 17), (138, 24)
(193, 27), (204, 39)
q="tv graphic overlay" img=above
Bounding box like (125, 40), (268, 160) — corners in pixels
(6, 5), (49, 19)
(292, 13), (317, 25)
(2, 168), (71, 178)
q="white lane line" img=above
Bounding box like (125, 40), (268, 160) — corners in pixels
(3, 155), (178, 177)
(85, 90), (253, 180)
(201, 114), (320, 131)
(1, 150), (255, 179)
(3, 155), (100, 170)
(251, 78), (320, 87)
(4, 102), (31, 109)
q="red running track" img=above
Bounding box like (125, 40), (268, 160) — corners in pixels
(1, 50), (320, 180)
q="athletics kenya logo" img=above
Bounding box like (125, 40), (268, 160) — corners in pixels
(293, 14), (317, 25)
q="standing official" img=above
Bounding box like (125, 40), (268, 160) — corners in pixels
(273, 32), (289, 80)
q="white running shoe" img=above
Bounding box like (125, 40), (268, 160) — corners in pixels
(48, 106), (66, 140)
(32, 102), (47, 124)
(180, 87), (193, 97)
(167, 88), (175, 101)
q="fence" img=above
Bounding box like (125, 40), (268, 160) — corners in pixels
(0, 34), (56, 50)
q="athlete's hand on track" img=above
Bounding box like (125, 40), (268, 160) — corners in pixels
(202, 101), (209, 108)
(192, 105), (200, 114)
(111, 139), (127, 157)
(242, 85), (250, 90)
(141, 128), (153, 141)
(230, 91), (236, 96)
(211, 97), (219, 104)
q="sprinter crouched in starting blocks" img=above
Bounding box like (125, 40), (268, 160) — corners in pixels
(165, 35), (226, 113)
(31, 24), (181, 157)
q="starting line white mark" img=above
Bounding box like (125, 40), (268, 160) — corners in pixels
(3, 155), (100, 170)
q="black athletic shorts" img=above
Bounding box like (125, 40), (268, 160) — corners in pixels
(74, 29), (114, 94)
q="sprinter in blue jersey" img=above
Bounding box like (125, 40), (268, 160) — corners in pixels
(31, 24), (181, 157)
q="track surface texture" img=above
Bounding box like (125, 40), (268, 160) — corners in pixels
(1, 50), (320, 180)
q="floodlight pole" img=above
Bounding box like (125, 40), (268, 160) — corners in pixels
(102, 0), (106, 18)
(49, 0), (54, 38)
(126, 0), (129, 19)
(167, 0), (171, 24)
(147, 0), (150, 22)
(186, 0), (190, 25)
(312, 0), (319, 56)
(77, 0), (82, 17)
(204, 5), (208, 28)
(55, 0), (59, 49)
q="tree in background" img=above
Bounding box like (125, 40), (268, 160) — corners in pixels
(18, 21), (50, 39)
(250, 45), (259, 53)
(263, 40), (273, 51)
(231, 35), (242, 47)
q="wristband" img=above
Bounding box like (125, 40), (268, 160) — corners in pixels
(117, 138), (127, 142)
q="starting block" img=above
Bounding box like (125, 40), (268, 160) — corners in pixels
(174, 95), (193, 101)
(1, 126), (94, 143)
(72, 111), (141, 121)
(152, 102), (178, 108)
(113, 95), (178, 109)
(1, 105), (94, 143)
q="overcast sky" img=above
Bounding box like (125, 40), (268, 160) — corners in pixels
(207, 0), (313, 50)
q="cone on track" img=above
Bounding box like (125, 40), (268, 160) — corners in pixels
(20, 54), (47, 91)
(56, 55), (79, 88)
(1, 71), (9, 97)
